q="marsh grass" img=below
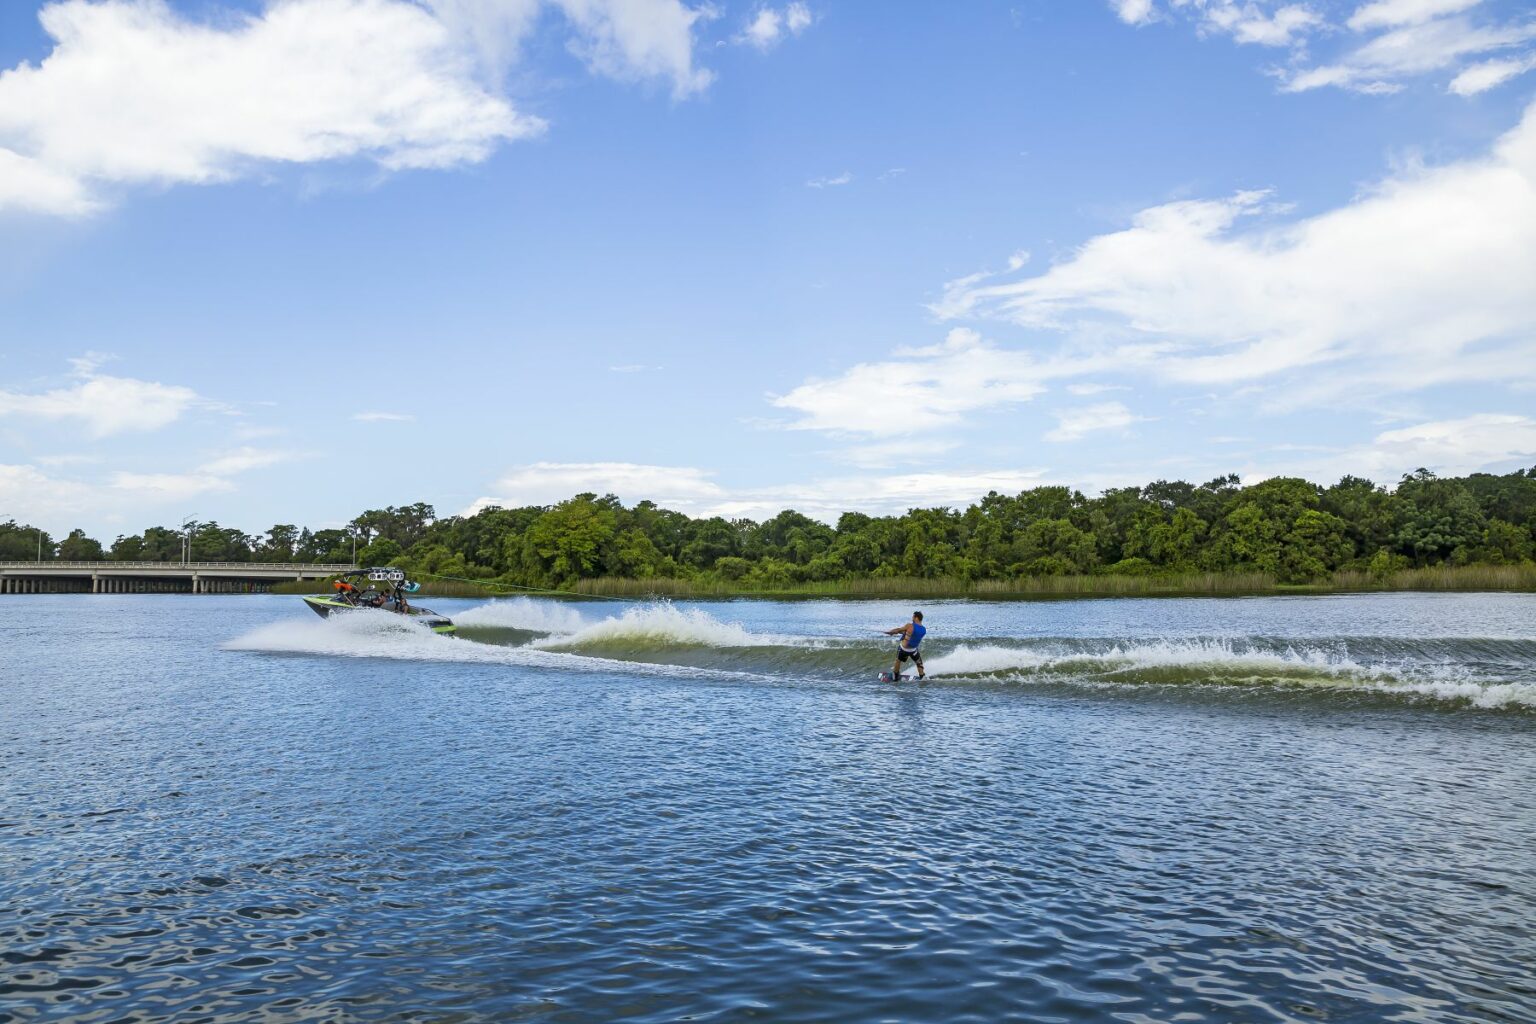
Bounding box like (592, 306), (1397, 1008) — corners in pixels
(1329, 563), (1536, 592)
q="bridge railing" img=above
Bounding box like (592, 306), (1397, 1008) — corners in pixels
(0, 561), (358, 571)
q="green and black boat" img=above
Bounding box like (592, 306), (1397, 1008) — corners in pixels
(303, 568), (457, 635)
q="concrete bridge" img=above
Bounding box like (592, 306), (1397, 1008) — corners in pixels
(0, 561), (356, 595)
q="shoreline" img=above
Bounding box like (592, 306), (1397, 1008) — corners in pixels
(265, 564), (1536, 601)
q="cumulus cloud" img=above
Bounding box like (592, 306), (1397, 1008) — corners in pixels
(1045, 402), (1147, 442)
(1112, 0), (1156, 25)
(936, 99), (1536, 406)
(1250, 413), (1536, 483)
(466, 461), (1054, 522)
(770, 328), (1103, 438)
(0, 0), (721, 216)
(0, 0), (536, 217)
(1109, 0), (1536, 95)
(467, 461), (726, 513)
(739, 3), (813, 50)
(557, 0), (715, 96)
(0, 361), (204, 436)
(0, 463), (99, 522)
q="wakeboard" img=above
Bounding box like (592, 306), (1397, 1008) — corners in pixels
(879, 672), (910, 683)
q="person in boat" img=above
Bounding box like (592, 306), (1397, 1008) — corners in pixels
(884, 611), (926, 680)
(333, 579), (359, 605)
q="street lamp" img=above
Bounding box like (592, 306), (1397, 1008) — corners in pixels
(181, 515), (197, 564)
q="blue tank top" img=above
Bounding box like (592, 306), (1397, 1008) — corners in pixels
(904, 623), (926, 650)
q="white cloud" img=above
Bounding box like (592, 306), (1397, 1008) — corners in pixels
(109, 471), (235, 500)
(937, 100), (1536, 405)
(1204, 3), (1323, 47)
(771, 328), (1096, 438)
(1251, 413), (1536, 483)
(1348, 0), (1482, 31)
(1112, 0), (1156, 26)
(706, 469), (1054, 521)
(1286, 14), (1535, 93)
(467, 460), (725, 512)
(0, 147), (99, 216)
(33, 453), (99, 467)
(1449, 52), (1536, 95)
(0, 0), (539, 217)
(0, 0), (724, 217)
(828, 438), (961, 470)
(1369, 413), (1536, 472)
(806, 171), (852, 188)
(740, 3), (812, 50)
(465, 460), (1059, 522)
(0, 463), (99, 522)
(352, 411), (417, 421)
(1045, 401), (1146, 442)
(1066, 382), (1129, 396)
(0, 363), (203, 437)
(556, 0), (715, 97)
(196, 447), (295, 475)
(1111, 0), (1534, 95)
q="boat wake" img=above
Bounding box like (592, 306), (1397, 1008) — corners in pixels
(226, 600), (1536, 711)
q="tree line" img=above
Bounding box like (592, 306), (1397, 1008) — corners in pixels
(5, 469), (1534, 585)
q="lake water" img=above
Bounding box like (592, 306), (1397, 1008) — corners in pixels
(2, 591), (1534, 1023)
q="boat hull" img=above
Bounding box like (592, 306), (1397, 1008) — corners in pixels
(302, 595), (457, 634)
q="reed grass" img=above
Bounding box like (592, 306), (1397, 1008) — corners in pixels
(575, 571), (1280, 599)
(1329, 563), (1536, 592)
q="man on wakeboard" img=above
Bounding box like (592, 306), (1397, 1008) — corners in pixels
(884, 611), (926, 681)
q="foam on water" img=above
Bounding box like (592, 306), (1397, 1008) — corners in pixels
(532, 602), (771, 650)
(453, 598), (590, 633)
(925, 639), (1536, 709)
(228, 605), (1536, 711)
(222, 612), (761, 683)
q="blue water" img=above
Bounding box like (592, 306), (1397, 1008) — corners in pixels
(2, 592), (1534, 1022)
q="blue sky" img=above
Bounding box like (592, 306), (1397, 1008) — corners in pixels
(2, 0), (1534, 538)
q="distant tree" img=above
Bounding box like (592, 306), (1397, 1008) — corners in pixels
(0, 521), (53, 560)
(1394, 470), (1487, 565)
(58, 529), (105, 560)
(358, 537), (402, 568)
(255, 524), (300, 562)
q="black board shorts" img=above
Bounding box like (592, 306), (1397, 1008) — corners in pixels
(897, 647), (923, 663)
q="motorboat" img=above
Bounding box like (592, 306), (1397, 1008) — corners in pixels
(302, 568), (456, 634)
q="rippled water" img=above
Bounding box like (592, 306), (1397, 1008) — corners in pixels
(3, 592), (1534, 1023)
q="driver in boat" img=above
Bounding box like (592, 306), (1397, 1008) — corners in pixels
(884, 611), (926, 681)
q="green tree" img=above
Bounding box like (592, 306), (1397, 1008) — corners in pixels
(1394, 470), (1487, 565)
(0, 521), (53, 560)
(521, 494), (619, 583)
(359, 537), (402, 568)
(58, 529), (105, 560)
(1011, 518), (1097, 575)
(1204, 477), (1348, 582)
(1478, 519), (1533, 564)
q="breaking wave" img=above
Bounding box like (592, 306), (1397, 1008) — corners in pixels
(227, 602), (1536, 711)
